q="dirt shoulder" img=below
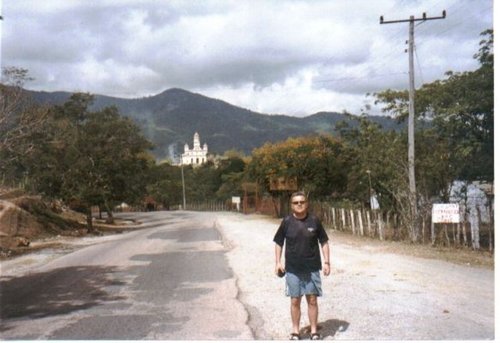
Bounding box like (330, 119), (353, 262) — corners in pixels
(330, 229), (494, 269)
(215, 212), (494, 340)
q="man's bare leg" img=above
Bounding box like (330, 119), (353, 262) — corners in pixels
(291, 296), (302, 334)
(306, 294), (318, 334)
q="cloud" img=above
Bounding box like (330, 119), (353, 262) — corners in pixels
(1, 0), (493, 116)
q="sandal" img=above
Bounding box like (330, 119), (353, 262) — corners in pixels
(289, 333), (300, 340)
(310, 333), (321, 340)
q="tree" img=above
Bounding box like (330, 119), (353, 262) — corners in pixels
(21, 93), (153, 231)
(425, 30), (493, 182)
(338, 118), (404, 207)
(0, 67), (50, 185)
(186, 162), (221, 202)
(76, 106), (154, 222)
(371, 29), (493, 242)
(215, 151), (247, 200)
(374, 29), (493, 183)
(146, 162), (184, 209)
(247, 135), (348, 199)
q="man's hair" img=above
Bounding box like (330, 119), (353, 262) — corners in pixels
(290, 191), (307, 201)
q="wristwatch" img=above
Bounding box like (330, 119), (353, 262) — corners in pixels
(324, 262), (330, 265)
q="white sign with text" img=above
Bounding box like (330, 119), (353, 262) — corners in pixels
(432, 203), (460, 223)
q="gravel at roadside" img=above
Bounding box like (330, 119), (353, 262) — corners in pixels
(214, 212), (495, 340)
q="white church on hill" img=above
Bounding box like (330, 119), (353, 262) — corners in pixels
(181, 132), (208, 166)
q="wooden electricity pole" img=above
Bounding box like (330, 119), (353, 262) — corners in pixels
(380, 11), (446, 241)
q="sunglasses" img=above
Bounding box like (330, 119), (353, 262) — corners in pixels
(292, 201), (306, 205)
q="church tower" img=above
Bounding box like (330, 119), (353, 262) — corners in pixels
(181, 132), (208, 166)
(193, 132), (201, 150)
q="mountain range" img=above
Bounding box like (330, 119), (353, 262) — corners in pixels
(28, 88), (405, 160)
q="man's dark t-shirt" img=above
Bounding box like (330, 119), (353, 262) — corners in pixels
(273, 213), (329, 274)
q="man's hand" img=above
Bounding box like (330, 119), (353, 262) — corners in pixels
(321, 242), (330, 276)
(275, 244), (285, 277)
(275, 263), (285, 277)
(323, 263), (331, 276)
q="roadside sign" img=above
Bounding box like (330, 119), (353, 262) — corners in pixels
(432, 203), (460, 223)
(269, 176), (298, 191)
(232, 196), (241, 211)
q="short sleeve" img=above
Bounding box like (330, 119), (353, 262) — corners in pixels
(273, 218), (287, 247)
(315, 217), (329, 244)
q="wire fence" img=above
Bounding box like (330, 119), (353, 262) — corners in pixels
(310, 202), (494, 251)
(183, 201), (228, 212)
(181, 199), (493, 251)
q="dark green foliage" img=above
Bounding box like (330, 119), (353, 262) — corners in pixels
(28, 88), (405, 159)
(374, 29), (493, 184)
(2, 91), (154, 230)
(145, 162), (184, 209)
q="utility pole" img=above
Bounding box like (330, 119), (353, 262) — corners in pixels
(181, 162), (186, 210)
(181, 164), (186, 211)
(177, 154), (187, 210)
(380, 11), (446, 241)
(0, 13), (3, 79)
(367, 170), (373, 209)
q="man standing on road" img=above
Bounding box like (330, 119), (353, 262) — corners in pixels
(273, 191), (330, 340)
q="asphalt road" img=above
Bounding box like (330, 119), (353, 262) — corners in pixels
(0, 211), (253, 340)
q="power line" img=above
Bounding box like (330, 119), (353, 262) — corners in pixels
(271, 8), (440, 115)
(313, 14), (432, 102)
(256, 2), (489, 117)
(314, 72), (407, 84)
(268, 39), (408, 116)
(414, 44), (425, 86)
(416, 2), (491, 37)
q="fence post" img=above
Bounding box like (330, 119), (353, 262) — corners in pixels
(322, 204), (328, 225)
(476, 205), (483, 249)
(431, 221), (436, 245)
(421, 213), (425, 244)
(350, 209), (356, 235)
(487, 200), (494, 252)
(470, 206), (480, 250)
(358, 210), (364, 236)
(366, 210), (372, 237)
(393, 212), (399, 240)
(461, 204), (468, 247)
(445, 223), (451, 246)
(331, 207), (336, 230)
(377, 211), (384, 240)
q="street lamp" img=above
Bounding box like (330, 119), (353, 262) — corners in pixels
(181, 163), (186, 210)
(176, 154), (187, 210)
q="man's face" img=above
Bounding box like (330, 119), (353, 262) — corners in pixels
(290, 195), (308, 216)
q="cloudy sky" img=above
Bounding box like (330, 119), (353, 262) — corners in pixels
(0, 0), (493, 116)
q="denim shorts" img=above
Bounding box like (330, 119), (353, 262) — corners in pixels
(285, 271), (323, 297)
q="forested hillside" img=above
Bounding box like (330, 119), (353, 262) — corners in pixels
(29, 88), (404, 159)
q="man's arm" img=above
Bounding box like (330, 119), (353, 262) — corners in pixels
(275, 243), (285, 275)
(321, 242), (330, 276)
